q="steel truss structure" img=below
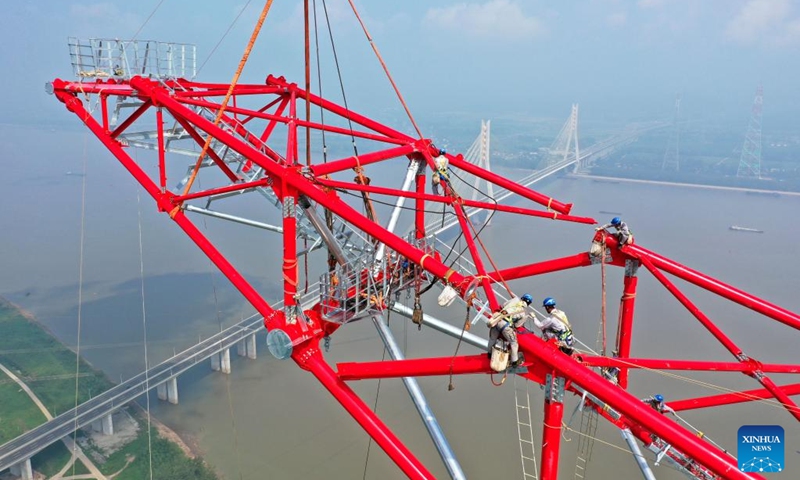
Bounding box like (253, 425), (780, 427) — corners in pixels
(49, 66), (800, 480)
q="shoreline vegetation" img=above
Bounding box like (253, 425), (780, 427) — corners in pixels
(0, 297), (218, 479)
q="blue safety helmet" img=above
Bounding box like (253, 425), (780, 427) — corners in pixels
(654, 394), (664, 403)
(543, 297), (556, 307)
(611, 216), (622, 226)
(439, 149), (446, 156)
(521, 293), (533, 305)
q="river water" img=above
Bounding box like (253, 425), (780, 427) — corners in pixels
(2, 124), (799, 478)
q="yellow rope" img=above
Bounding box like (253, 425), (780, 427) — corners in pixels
(577, 354), (794, 412)
(180, 0), (275, 198)
(419, 253), (431, 270)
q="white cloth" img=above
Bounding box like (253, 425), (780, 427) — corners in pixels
(434, 154), (449, 172)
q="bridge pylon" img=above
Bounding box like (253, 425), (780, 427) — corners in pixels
(542, 104), (580, 172)
(460, 119), (493, 202)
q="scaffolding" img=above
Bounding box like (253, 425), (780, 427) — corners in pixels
(68, 37), (196, 80)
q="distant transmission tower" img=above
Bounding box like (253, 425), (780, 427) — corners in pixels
(662, 93), (681, 172)
(737, 85), (763, 178)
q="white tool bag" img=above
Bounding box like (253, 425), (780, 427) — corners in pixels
(437, 285), (458, 307)
(490, 343), (509, 372)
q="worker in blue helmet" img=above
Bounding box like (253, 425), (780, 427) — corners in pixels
(431, 148), (450, 195)
(533, 297), (574, 355)
(597, 216), (634, 248)
(642, 394), (674, 414)
(487, 293), (534, 368)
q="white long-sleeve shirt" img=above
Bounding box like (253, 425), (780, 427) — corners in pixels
(533, 308), (571, 341)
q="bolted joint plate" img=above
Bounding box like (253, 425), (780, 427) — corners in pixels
(625, 259), (640, 277)
(282, 199), (296, 218)
(545, 373), (565, 403)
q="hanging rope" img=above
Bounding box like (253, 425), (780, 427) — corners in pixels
(196, 0), (253, 76)
(319, 0), (377, 227)
(600, 231), (607, 356)
(173, 0), (274, 214)
(311, 0), (338, 271)
(447, 304), (473, 391)
(362, 315), (389, 480)
(130, 0), (168, 43)
(135, 188), (155, 480)
(345, 0), (423, 139)
(70, 135), (89, 477)
(193, 176), (244, 480)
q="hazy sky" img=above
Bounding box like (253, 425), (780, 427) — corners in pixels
(3, 0), (799, 128)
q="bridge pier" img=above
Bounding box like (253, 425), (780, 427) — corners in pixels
(90, 413), (114, 435)
(211, 348), (231, 374)
(9, 458), (33, 480)
(237, 333), (257, 359)
(157, 377), (179, 404)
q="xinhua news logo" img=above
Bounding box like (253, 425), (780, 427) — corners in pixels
(738, 425), (784, 473)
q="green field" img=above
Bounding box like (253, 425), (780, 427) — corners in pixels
(0, 298), (218, 478)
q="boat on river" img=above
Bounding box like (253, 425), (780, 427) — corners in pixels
(730, 225), (764, 233)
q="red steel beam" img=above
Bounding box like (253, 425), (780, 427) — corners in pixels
(670, 383), (800, 412)
(447, 154), (574, 215)
(757, 374), (800, 421)
(638, 257), (800, 420)
(514, 334), (755, 479)
(311, 144), (418, 177)
(171, 116), (240, 183)
(540, 388), (564, 480)
(639, 256), (744, 358)
(338, 354), (491, 380)
(302, 349), (434, 479)
(445, 185), (500, 309)
(616, 266), (639, 389)
(110, 99), (152, 138)
(171, 178), (272, 203)
(415, 165), (426, 238)
(316, 178), (595, 224)
(267, 75), (415, 142)
(260, 95), (289, 143)
(52, 85), (277, 320)
(628, 244), (800, 331)
(177, 96), (407, 146)
(485, 252), (593, 283)
(156, 107), (166, 190)
(580, 356), (800, 374)
(128, 77), (476, 291)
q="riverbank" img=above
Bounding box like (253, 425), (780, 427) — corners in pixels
(0, 297), (218, 479)
(569, 172), (800, 197)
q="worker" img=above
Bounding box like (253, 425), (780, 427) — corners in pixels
(431, 149), (451, 195)
(487, 293), (533, 368)
(532, 297), (574, 355)
(598, 217), (633, 247)
(642, 394), (675, 414)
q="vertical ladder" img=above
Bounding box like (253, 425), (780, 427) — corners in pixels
(573, 402), (599, 479)
(514, 375), (538, 479)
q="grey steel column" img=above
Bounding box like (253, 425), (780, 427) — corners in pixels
(375, 159), (421, 263)
(372, 314), (466, 480)
(298, 195), (347, 265)
(621, 428), (657, 480)
(390, 302), (488, 351)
